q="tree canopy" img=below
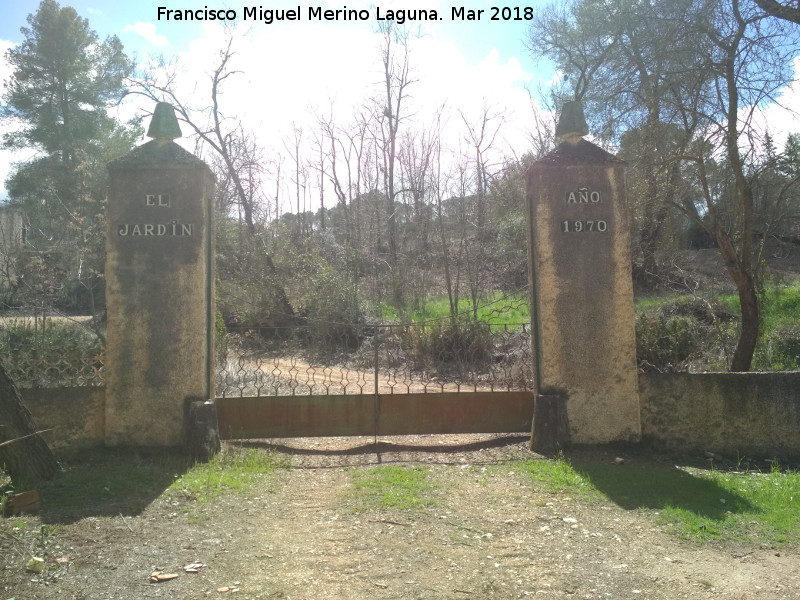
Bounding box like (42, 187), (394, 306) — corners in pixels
(2, 0), (137, 310)
(529, 0), (799, 370)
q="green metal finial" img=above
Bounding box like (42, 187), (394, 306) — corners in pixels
(146, 102), (182, 140)
(555, 100), (589, 143)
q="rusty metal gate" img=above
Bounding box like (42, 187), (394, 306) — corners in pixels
(214, 322), (535, 439)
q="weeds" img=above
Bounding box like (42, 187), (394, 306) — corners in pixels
(170, 447), (287, 503)
(347, 466), (437, 512)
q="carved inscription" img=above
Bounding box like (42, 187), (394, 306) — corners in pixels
(566, 188), (600, 204)
(145, 194), (170, 206)
(563, 188), (607, 233)
(561, 220), (608, 233)
(118, 222), (194, 236)
(116, 194), (194, 237)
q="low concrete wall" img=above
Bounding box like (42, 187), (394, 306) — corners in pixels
(21, 387), (106, 453)
(18, 371), (800, 460)
(639, 372), (800, 460)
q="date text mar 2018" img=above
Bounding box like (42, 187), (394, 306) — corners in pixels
(452, 6), (535, 20)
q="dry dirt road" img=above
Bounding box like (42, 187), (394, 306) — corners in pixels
(2, 435), (799, 600)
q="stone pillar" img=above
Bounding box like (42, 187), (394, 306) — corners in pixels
(526, 101), (640, 448)
(104, 103), (215, 446)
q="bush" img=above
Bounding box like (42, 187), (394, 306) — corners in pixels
(765, 323), (800, 370)
(0, 319), (104, 386)
(298, 267), (362, 352)
(403, 320), (492, 373)
(636, 312), (701, 372)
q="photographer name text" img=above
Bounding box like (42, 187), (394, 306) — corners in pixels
(156, 5), (536, 24)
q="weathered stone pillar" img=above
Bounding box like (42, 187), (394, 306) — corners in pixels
(526, 101), (640, 448)
(104, 103), (215, 447)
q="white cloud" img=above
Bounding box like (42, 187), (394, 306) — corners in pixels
(0, 39), (17, 201)
(123, 22), (169, 48)
(760, 56), (800, 149)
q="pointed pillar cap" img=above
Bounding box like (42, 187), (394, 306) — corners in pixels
(555, 100), (589, 144)
(146, 102), (182, 141)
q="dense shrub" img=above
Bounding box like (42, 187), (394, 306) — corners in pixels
(403, 320), (492, 372)
(0, 319), (104, 386)
(636, 312), (701, 372)
(765, 323), (800, 370)
(298, 267), (362, 352)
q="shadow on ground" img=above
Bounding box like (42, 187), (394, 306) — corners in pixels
(15, 447), (194, 524)
(568, 453), (758, 520)
(229, 433), (533, 467)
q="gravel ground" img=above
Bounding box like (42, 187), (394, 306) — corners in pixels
(2, 434), (799, 599)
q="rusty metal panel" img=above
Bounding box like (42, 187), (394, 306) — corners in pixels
(216, 391), (534, 439)
(377, 392), (534, 435)
(216, 395), (376, 439)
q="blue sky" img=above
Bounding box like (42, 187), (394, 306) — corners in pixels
(0, 1), (546, 74)
(1, 1), (798, 207)
(0, 0), (558, 202)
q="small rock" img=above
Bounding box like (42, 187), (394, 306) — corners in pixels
(25, 557), (45, 574)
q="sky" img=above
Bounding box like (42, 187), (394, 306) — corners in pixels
(0, 0), (558, 206)
(1, 0), (799, 209)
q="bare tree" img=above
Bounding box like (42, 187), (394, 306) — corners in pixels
(375, 22), (418, 305)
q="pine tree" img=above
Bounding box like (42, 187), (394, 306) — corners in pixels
(2, 0), (137, 308)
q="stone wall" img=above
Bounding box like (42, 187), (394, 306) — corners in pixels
(18, 371), (800, 460)
(639, 372), (800, 460)
(21, 387), (106, 453)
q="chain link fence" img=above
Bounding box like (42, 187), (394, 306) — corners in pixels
(216, 321), (534, 397)
(0, 310), (105, 388)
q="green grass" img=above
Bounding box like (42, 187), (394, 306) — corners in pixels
(379, 291), (529, 326)
(347, 466), (437, 512)
(508, 455), (800, 546)
(507, 455), (599, 497)
(169, 447), (286, 503)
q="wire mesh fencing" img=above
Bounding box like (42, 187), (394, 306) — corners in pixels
(0, 311), (105, 388)
(216, 320), (534, 397)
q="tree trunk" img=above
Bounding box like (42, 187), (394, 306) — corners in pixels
(715, 228), (759, 371)
(0, 358), (60, 481)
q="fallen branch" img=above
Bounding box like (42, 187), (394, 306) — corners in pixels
(0, 430), (53, 449)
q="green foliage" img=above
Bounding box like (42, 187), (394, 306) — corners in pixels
(170, 448), (286, 503)
(379, 291), (529, 326)
(656, 466), (800, 545)
(299, 266), (362, 351)
(215, 308), (228, 365)
(58, 276), (105, 314)
(507, 455), (597, 496)
(348, 466), (436, 512)
(763, 323), (800, 370)
(0, 319), (103, 386)
(636, 312), (702, 372)
(402, 319), (492, 370)
(2, 0), (138, 310)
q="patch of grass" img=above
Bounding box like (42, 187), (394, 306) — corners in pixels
(556, 457), (800, 546)
(170, 447), (286, 503)
(379, 291), (529, 326)
(507, 455), (598, 497)
(508, 454), (800, 546)
(654, 466), (800, 545)
(348, 466), (436, 512)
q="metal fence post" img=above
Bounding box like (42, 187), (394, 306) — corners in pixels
(373, 325), (379, 444)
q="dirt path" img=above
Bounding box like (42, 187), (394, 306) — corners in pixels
(218, 356), (528, 396)
(3, 435), (799, 599)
